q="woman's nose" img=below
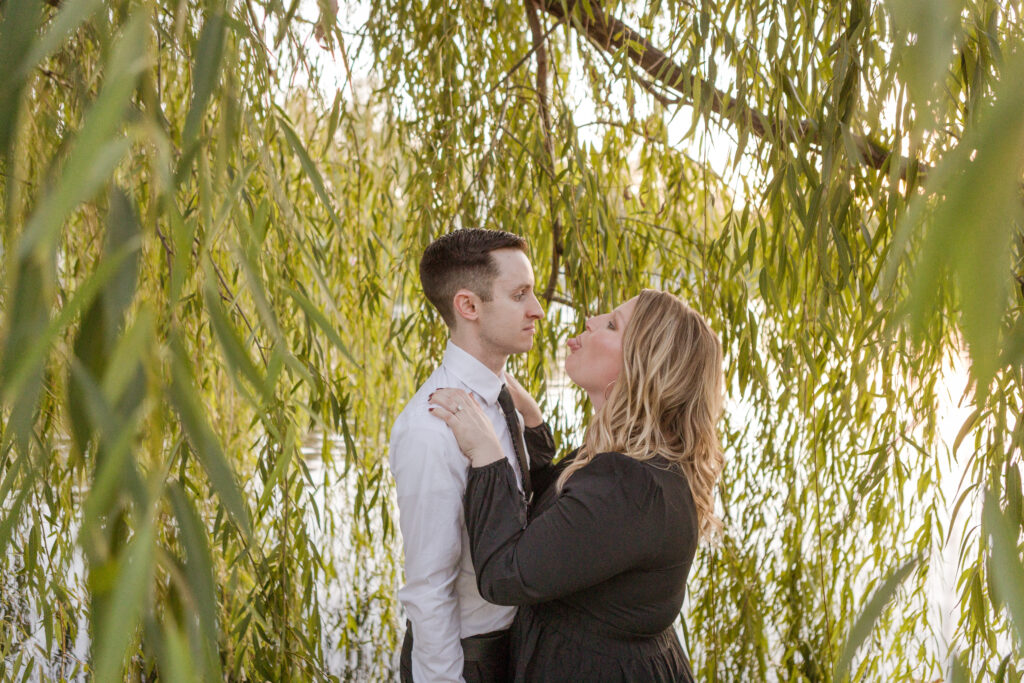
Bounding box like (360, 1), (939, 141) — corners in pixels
(584, 317), (595, 332)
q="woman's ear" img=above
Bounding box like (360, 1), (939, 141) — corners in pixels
(453, 289), (480, 323)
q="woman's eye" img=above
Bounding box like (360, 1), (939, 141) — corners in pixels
(607, 321), (615, 330)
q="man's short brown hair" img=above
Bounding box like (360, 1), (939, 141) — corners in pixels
(419, 228), (528, 327)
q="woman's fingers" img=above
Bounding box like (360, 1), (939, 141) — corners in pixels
(428, 402), (453, 422)
(429, 388), (475, 415)
(427, 388), (504, 467)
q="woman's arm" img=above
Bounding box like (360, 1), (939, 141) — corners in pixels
(464, 453), (658, 605)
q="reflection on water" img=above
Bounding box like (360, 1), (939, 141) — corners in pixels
(3, 435), (404, 682)
(302, 435), (402, 680)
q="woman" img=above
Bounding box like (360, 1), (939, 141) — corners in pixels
(428, 289), (724, 682)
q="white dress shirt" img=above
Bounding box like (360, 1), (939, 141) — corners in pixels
(389, 341), (526, 682)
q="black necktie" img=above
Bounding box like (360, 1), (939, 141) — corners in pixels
(497, 385), (532, 503)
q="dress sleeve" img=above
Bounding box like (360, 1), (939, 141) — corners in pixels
(464, 452), (659, 606)
(523, 422), (559, 499)
(524, 422), (555, 469)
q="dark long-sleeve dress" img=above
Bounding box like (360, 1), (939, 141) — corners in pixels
(464, 424), (697, 682)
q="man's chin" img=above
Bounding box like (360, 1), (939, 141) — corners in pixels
(510, 339), (535, 354)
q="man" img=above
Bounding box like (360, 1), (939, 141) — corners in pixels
(390, 229), (545, 682)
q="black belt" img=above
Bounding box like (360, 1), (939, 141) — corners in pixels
(406, 621), (510, 663)
(461, 626), (510, 662)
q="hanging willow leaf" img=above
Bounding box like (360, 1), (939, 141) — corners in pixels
(70, 186), (141, 456)
(897, 50), (1024, 393)
(277, 112), (344, 230)
(182, 10), (227, 148)
(2, 0), (1022, 678)
(18, 0), (106, 80)
(0, 0), (41, 157)
(286, 286), (359, 368)
(202, 259), (274, 403)
(0, 450), (33, 557)
(91, 507), (156, 682)
(835, 554), (923, 682)
(0, 256), (48, 454)
(983, 489), (1024, 651)
(167, 334), (253, 540)
(168, 481), (223, 681)
(17, 12), (148, 261)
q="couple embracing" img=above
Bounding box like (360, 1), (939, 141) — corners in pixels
(389, 229), (724, 682)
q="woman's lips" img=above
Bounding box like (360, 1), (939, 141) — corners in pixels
(567, 337), (581, 352)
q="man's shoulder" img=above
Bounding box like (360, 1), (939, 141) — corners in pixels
(390, 366), (462, 451)
(393, 368), (445, 429)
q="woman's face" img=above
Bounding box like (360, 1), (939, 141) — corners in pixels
(564, 297), (638, 404)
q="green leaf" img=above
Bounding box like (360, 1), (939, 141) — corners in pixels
(103, 187), (142, 327)
(286, 286), (360, 368)
(202, 259), (273, 403)
(69, 185), (141, 456)
(73, 358), (146, 523)
(17, 12), (148, 261)
(950, 651), (971, 683)
(167, 334), (252, 539)
(0, 450), (33, 558)
(835, 554), (922, 682)
(277, 112), (343, 229)
(0, 0), (42, 156)
(899, 50), (1024, 393)
(158, 615), (199, 683)
(0, 255), (49, 454)
(983, 488), (1024, 651)
(256, 425), (296, 514)
(168, 482), (222, 681)
(92, 507), (156, 683)
(183, 10), (227, 147)
(19, 0), (106, 79)
(886, 0), (963, 129)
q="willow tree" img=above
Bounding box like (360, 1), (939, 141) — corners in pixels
(0, 0), (409, 678)
(0, 0), (1022, 681)
(354, 0), (1024, 680)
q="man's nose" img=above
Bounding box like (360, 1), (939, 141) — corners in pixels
(527, 293), (544, 319)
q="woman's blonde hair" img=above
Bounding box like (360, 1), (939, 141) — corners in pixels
(557, 289), (725, 541)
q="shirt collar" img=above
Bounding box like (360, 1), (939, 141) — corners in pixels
(442, 340), (506, 406)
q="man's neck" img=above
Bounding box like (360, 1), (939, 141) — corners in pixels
(449, 332), (508, 377)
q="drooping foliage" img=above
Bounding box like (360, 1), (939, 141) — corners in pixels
(0, 0), (1021, 680)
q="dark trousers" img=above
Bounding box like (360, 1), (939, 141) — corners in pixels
(400, 621), (510, 683)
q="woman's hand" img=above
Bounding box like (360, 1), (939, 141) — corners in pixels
(429, 388), (505, 467)
(502, 372), (543, 428)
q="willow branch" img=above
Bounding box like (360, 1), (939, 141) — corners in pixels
(525, 0), (564, 303)
(539, 0), (920, 179)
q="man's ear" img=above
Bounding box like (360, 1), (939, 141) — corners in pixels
(453, 289), (480, 323)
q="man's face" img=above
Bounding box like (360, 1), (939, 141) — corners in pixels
(475, 248), (544, 356)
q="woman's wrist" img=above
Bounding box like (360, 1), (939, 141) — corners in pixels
(470, 455), (507, 471)
(470, 441), (506, 467)
(520, 409), (543, 428)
